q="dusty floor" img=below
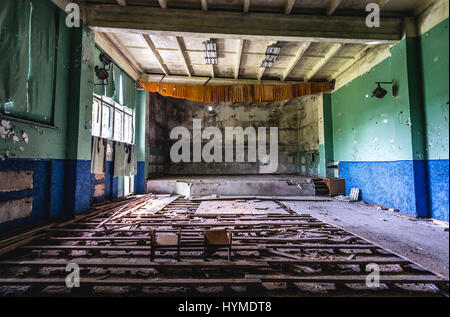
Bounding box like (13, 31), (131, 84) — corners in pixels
(0, 195), (447, 296)
(149, 174), (315, 183)
(284, 200), (449, 278)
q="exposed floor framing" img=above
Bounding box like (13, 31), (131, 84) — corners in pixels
(0, 195), (448, 296)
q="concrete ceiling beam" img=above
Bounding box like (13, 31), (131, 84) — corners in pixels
(85, 5), (403, 44)
(327, 45), (373, 80)
(142, 74), (306, 86)
(142, 35), (169, 75)
(326, 0), (342, 15)
(304, 43), (343, 81)
(243, 0), (250, 13)
(201, 0), (208, 11)
(234, 39), (244, 79)
(175, 37), (193, 77)
(284, 0), (296, 14)
(94, 32), (141, 81)
(158, 0), (167, 9)
(281, 42), (311, 81)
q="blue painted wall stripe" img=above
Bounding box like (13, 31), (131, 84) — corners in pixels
(0, 158), (125, 232)
(340, 159), (449, 220)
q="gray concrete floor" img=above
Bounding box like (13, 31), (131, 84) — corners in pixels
(283, 200), (449, 278)
(151, 174), (314, 183)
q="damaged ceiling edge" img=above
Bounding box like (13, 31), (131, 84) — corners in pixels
(51, 0), (141, 82)
(334, 45), (392, 92)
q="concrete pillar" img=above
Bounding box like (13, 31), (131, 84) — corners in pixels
(65, 24), (95, 215)
(318, 93), (334, 178)
(134, 89), (147, 193)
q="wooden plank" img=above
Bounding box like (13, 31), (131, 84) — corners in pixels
(45, 236), (329, 243)
(76, 220), (326, 227)
(0, 278), (262, 287)
(265, 258), (411, 265)
(0, 259), (269, 269)
(85, 5), (403, 44)
(246, 274), (447, 284)
(235, 237), (328, 243)
(46, 227), (337, 234)
(95, 194), (160, 228)
(20, 243), (379, 251)
(0, 234), (46, 257)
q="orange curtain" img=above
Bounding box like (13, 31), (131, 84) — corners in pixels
(138, 81), (331, 103)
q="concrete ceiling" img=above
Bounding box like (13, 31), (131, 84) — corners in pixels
(76, 0), (436, 85)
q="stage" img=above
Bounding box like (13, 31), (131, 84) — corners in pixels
(145, 175), (327, 197)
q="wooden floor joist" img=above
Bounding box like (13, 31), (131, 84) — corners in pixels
(0, 195), (447, 297)
(0, 278), (263, 287)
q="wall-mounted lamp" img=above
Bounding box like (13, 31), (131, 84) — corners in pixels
(372, 81), (398, 99)
(91, 52), (112, 86)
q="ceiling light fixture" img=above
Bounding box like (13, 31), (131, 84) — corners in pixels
(261, 44), (281, 68)
(202, 40), (218, 65)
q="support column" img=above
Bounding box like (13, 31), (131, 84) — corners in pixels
(403, 18), (430, 217)
(65, 24), (95, 215)
(134, 89), (147, 193)
(318, 93), (334, 178)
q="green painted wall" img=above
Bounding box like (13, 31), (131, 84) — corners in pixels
(331, 18), (449, 163)
(66, 25), (95, 161)
(297, 94), (322, 176)
(319, 93), (334, 177)
(298, 150), (320, 176)
(0, 3), (98, 162)
(331, 39), (415, 162)
(135, 90), (146, 162)
(420, 19), (449, 160)
(1, 6), (71, 160)
(328, 16), (448, 219)
(148, 147), (166, 177)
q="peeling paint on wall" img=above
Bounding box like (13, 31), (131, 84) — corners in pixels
(0, 197), (33, 224)
(0, 170), (33, 192)
(0, 120), (31, 160)
(147, 93), (310, 175)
